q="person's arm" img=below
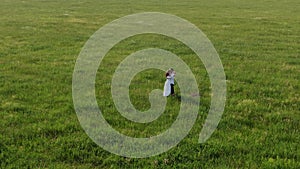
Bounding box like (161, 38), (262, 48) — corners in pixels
(166, 73), (171, 79)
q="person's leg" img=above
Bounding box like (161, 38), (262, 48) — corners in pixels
(171, 84), (174, 95)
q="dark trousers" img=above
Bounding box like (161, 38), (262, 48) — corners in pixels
(171, 84), (174, 95)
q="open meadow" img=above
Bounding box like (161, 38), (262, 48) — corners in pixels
(0, 0), (299, 168)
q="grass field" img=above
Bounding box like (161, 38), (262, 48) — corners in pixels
(1, 0), (299, 168)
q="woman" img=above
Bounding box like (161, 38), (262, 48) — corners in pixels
(163, 68), (176, 96)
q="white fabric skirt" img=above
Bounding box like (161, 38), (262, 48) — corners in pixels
(163, 80), (171, 96)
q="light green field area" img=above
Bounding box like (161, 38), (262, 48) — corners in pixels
(0, 0), (299, 168)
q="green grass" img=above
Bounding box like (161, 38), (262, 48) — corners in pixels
(0, 0), (299, 168)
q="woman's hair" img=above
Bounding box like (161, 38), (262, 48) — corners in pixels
(167, 68), (174, 73)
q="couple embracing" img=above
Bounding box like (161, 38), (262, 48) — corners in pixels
(163, 68), (176, 97)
